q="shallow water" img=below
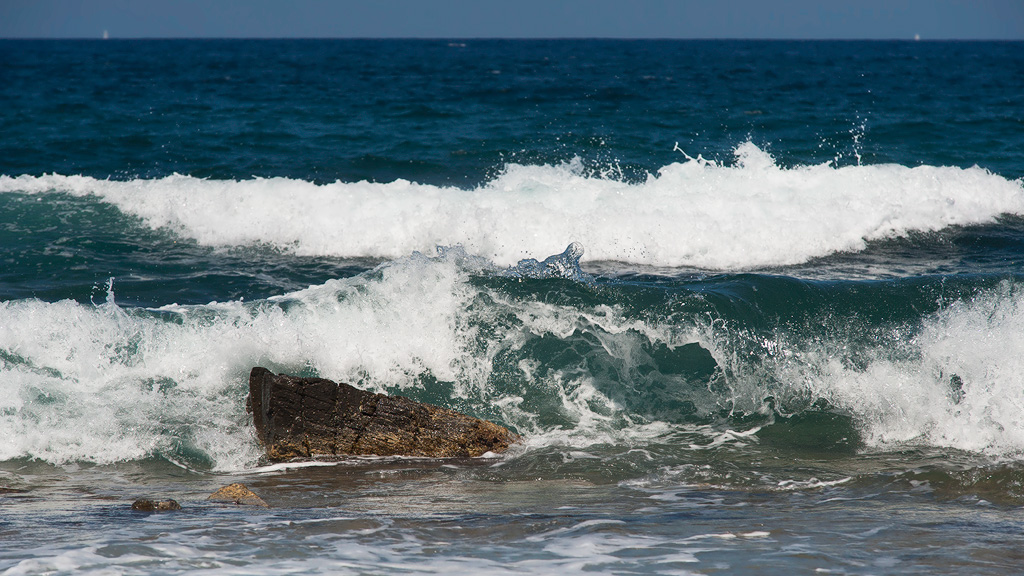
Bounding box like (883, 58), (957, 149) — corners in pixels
(3, 454), (1024, 575)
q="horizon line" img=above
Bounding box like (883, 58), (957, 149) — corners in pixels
(2, 36), (1021, 42)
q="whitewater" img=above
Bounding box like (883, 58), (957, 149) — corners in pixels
(4, 143), (1021, 269)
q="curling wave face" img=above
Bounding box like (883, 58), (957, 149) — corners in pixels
(2, 244), (1024, 471)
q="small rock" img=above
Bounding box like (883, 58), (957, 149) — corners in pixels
(131, 499), (182, 512)
(208, 483), (269, 507)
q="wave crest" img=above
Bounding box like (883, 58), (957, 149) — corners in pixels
(3, 144), (1022, 269)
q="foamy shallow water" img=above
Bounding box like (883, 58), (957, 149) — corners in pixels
(3, 455), (1022, 576)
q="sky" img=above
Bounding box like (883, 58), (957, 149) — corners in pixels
(1, 0), (1022, 40)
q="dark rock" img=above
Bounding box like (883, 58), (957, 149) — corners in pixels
(208, 483), (269, 507)
(131, 499), (181, 512)
(247, 367), (519, 461)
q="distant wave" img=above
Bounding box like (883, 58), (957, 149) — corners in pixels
(3, 143), (1022, 269)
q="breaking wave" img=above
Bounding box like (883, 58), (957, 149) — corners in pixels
(3, 142), (1022, 269)
(2, 246), (1024, 470)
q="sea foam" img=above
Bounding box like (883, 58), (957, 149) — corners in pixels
(3, 143), (1022, 269)
(3, 249), (1024, 468)
(803, 281), (1024, 456)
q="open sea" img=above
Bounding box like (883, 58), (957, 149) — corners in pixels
(2, 38), (1024, 574)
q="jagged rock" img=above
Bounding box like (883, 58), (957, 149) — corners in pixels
(208, 483), (269, 507)
(131, 499), (181, 512)
(246, 367), (519, 461)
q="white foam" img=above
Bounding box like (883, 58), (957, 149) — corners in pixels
(778, 281), (1024, 456)
(3, 143), (1021, 269)
(0, 296), (259, 468)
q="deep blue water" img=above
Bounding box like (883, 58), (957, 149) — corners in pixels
(2, 39), (1024, 575)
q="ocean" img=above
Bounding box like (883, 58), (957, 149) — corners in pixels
(2, 38), (1024, 574)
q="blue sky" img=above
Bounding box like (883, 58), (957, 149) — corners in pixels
(1, 0), (1022, 39)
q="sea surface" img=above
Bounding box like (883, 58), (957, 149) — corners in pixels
(2, 39), (1024, 575)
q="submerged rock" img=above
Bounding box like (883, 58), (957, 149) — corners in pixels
(247, 367), (518, 461)
(208, 483), (269, 507)
(131, 499), (182, 512)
